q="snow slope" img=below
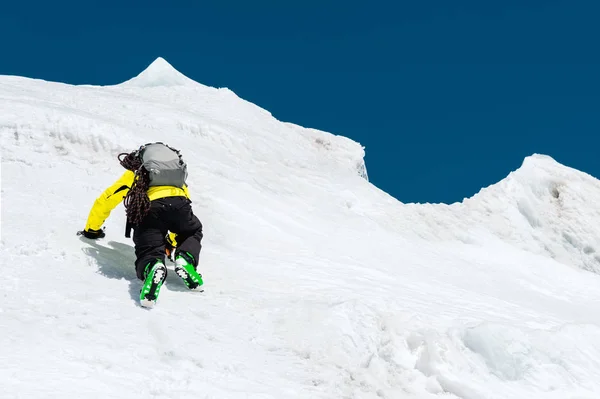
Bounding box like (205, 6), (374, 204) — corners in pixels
(2, 57), (600, 399)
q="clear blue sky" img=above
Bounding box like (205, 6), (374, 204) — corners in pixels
(1, 1), (598, 204)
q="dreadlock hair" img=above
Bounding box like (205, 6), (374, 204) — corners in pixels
(118, 151), (142, 171)
(118, 151), (151, 225)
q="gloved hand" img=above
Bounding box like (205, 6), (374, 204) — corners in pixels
(78, 228), (106, 239)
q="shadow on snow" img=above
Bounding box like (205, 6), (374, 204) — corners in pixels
(80, 238), (188, 307)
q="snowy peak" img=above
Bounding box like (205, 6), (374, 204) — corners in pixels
(118, 57), (199, 88)
(481, 154), (593, 201)
(459, 153), (600, 273)
(514, 154), (571, 178)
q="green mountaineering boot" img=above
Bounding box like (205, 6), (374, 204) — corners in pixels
(139, 261), (167, 308)
(174, 252), (204, 292)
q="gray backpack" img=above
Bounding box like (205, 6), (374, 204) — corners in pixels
(138, 142), (188, 187)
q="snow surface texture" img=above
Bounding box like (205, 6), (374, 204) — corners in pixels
(2, 57), (600, 399)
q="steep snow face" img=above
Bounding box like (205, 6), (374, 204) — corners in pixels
(3, 59), (600, 399)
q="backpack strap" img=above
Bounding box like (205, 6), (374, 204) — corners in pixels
(125, 219), (133, 238)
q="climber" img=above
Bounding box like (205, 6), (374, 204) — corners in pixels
(78, 142), (204, 307)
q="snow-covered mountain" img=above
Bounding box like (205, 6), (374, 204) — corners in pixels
(2, 57), (600, 399)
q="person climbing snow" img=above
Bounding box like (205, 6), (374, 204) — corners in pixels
(78, 142), (204, 308)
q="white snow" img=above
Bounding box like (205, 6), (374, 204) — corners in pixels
(2, 57), (600, 399)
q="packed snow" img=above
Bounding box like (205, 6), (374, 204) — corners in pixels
(2, 57), (600, 399)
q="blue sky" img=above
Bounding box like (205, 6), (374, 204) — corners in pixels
(1, 1), (598, 204)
